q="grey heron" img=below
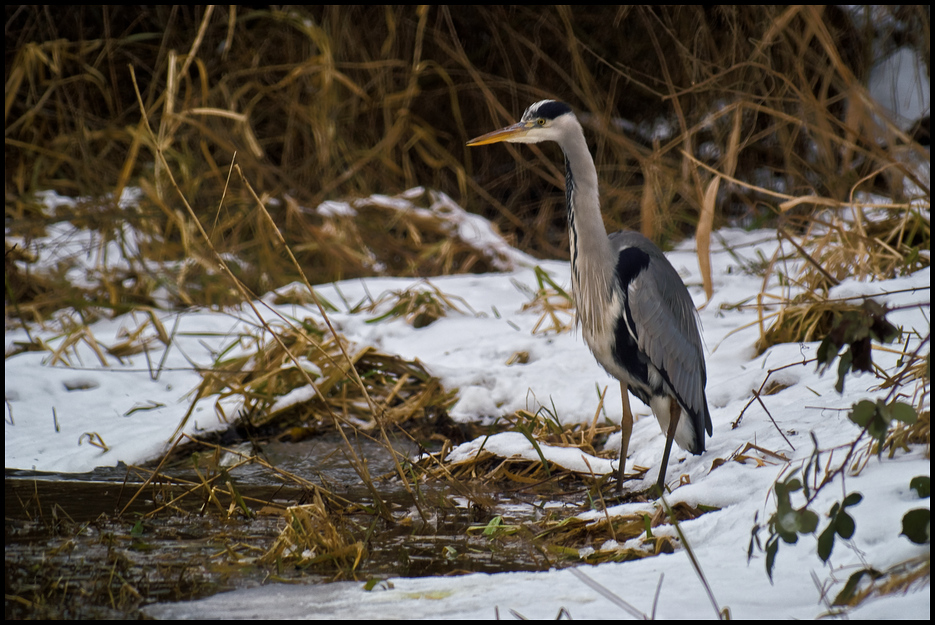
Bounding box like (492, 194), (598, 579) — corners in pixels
(467, 100), (712, 493)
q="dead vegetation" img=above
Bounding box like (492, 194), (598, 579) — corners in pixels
(750, 204), (929, 361)
(515, 266), (576, 336)
(196, 316), (457, 432)
(364, 278), (475, 328)
(260, 492), (366, 576)
(534, 501), (715, 564)
(6, 6), (930, 314)
(4, 6), (930, 618)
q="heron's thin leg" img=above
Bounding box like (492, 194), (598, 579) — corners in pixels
(655, 400), (682, 494)
(616, 381), (633, 490)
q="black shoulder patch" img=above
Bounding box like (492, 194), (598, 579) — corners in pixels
(615, 246), (651, 292)
(531, 100), (572, 120)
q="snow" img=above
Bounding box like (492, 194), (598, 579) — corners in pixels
(868, 46), (931, 131)
(6, 189), (929, 618)
(444, 431), (616, 475)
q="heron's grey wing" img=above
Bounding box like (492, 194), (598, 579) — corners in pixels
(625, 249), (709, 431)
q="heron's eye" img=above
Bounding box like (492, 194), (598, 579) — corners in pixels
(537, 118), (546, 126)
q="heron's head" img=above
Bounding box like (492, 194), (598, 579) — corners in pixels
(467, 100), (576, 146)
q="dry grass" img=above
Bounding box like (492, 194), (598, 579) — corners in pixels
(825, 555), (930, 611)
(515, 266), (575, 336)
(423, 404), (629, 485)
(364, 279), (475, 328)
(260, 491), (365, 578)
(787, 205), (930, 292)
(749, 195), (929, 358)
(7, 6), (930, 315)
(193, 316), (456, 432)
(533, 501), (714, 564)
(756, 298), (862, 354)
(108, 437), (370, 581)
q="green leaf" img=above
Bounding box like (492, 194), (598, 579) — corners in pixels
(835, 348), (852, 393)
(866, 406), (889, 442)
(889, 402), (918, 424)
(849, 400), (876, 428)
(482, 515), (504, 536)
(900, 509), (930, 544)
(776, 513), (799, 544)
(874, 320), (899, 342)
(747, 518), (761, 562)
(832, 568), (882, 606)
(816, 336), (837, 369)
(909, 476), (930, 499)
(842, 492), (863, 507)
(797, 508), (819, 534)
(765, 535), (780, 582)
(817, 494), (860, 562)
(643, 513), (654, 539)
(817, 524), (836, 562)
(835, 511), (856, 539)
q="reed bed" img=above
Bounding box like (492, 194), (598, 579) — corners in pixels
(7, 6), (928, 313)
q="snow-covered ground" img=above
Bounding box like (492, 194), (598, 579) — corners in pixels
(6, 189), (929, 618)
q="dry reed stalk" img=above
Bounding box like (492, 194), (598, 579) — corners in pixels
(7, 7), (927, 318)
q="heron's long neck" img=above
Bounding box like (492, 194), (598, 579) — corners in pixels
(562, 128), (615, 336)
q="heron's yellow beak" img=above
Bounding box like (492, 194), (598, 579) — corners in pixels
(466, 121), (533, 146)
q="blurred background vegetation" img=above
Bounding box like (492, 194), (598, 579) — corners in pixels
(5, 5), (930, 315)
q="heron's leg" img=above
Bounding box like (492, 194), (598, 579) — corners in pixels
(616, 381), (634, 490)
(655, 399), (682, 494)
